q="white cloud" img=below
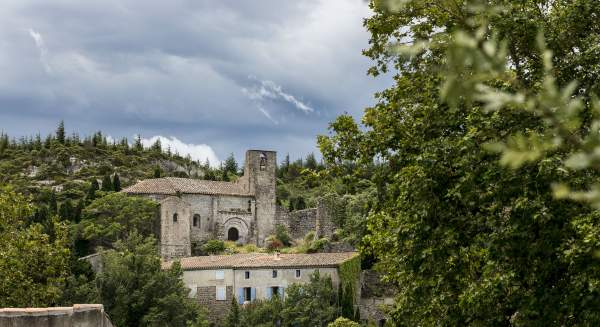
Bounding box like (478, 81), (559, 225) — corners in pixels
(242, 78), (315, 114)
(140, 135), (220, 167)
(257, 105), (279, 125)
(28, 28), (52, 73)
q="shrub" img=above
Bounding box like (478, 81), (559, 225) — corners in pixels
(275, 224), (291, 246)
(265, 235), (284, 251)
(308, 238), (330, 253)
(328, 317), (360, 327)
(201, 239), (225, 255)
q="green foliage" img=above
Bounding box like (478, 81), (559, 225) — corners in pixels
(225, 297), (241, 327)
(275, 224), (291, 246)
(79, 192), (158, 250)
(327, 317), (360, 327)
(101, 174), (113, 192)
(281, 271), (339, 327)
(338, 256), (361, 320)
(112, 173), (121, 192)
(95, 233), (208, 327)
(233, 272), (337, 327)
(0, 187), (71, 307)
(317, 0), (600, 325)
(265, 235), (284, 251)
(200, 239), (226, 255)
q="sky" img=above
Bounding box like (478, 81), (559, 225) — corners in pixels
(0, 0), (392, 165)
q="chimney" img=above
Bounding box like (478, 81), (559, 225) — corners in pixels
(274, 252), (281, 260)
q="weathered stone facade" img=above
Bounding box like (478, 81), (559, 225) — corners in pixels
(0, 304), (114, 327)
(276, 201), (336, 240)
(195, 286), (233, 325)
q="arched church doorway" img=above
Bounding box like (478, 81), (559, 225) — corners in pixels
(228, 227), (239, 241)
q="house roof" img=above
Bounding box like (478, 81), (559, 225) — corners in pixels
(162, 252), (358, 270)
(122, 177), (250, 196)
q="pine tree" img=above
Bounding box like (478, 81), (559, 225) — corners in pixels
(154, 166), (162, 178)
(101, 175), (113, 192)
(113, 173), (121, 192)
(74, 199), (84, 223)
(56, 121), (65, 144)
(224, 153), (238, 176)
(151, 139), (162, 153)
(305, 153), (318, 170)
(225, 297), (241, 327)
(87, 179), (99, 202)
(134, 135), (143, 152)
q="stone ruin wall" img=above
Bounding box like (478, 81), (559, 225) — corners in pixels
(0, 304), (114, 327)
(275, 197), (337, 240)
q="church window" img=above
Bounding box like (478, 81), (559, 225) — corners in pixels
(172, 213), (178, 223)
(193, 214), (200, 227)
(260, 152), (267, 171)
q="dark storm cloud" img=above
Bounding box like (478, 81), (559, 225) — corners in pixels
(0, 0), (392, 162)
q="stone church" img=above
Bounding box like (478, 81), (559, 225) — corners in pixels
(123, 150), (277, 259)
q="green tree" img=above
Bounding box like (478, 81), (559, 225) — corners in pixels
(58, 199), (73, 221)
(0, 187), (71, 307)
(200, 239), (226, 255)
(223, 153), (238, 176)
(225, 297), (241, 327)
(79, 192), (158, 248)
(154, 165), (162, 178)
(101, 174), (113, 192)
(318, 0), (600, 325)
(87, 179), (99, 202)
(281, 271), (338, 327)
(112, 173), (121, 192)
(95, 233), (208, 327)
(56, 120), (65, 145)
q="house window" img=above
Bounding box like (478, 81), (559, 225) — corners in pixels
(215, 270), (224, 280)
(247, 200), (252, 212)
(271, 286), (280, 297)
(245, 271), (250, 279)
(216, 286), (226, 301)
(295, 269), (301, 278)
(193, 214), (200, 227)
(272, 270), (277, 278)
(172, 213), (178, 223)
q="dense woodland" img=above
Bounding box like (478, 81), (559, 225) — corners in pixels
(2, 0), (600, 326)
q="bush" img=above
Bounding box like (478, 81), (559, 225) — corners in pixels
(265, 235), (284, 251)
(328, 317), (360, 327)
(275, 224), (291, 246)
(308, 238), (330, 253)
(201, 239), (225, 255)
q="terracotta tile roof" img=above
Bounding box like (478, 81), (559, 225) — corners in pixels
(122, 177), (250, 196)
(162, 252), (358, 270)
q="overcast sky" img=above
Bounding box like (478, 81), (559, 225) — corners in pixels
(0, 0), (391, 164)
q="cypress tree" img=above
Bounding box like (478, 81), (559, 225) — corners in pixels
(113, 173), (121, 192)
(87, 179), (99, 202)
(154, 166), (162, 178)
(225, 297), (240, 327)
(74, 199), (84, 223)
(101, 175), (113, 192)
(48, 192), (58, 215)
(56, 120), (65, 144)
(59, 199), (73, 221)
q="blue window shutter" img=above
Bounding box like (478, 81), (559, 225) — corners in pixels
(237, 288), (244, 304)
(250, 287), (256, 301)
(266, 287), (272, 300)
(279, 287), (284, 298)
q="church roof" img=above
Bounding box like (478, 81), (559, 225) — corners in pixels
(122, 177), (250, 196)
(162, 252), (358, 270)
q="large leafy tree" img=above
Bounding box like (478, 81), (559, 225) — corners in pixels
(79, 192), (158, 249)
(95, 233), (207, 327)
(0, 187), (71, 307)
(318, 0), (600, 325)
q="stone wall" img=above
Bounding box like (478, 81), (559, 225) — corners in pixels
(196, 286), (233, 325)
(0, 304), (113, 327)
(287, 208), (318, 239)
(275, 197), (338, 240)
